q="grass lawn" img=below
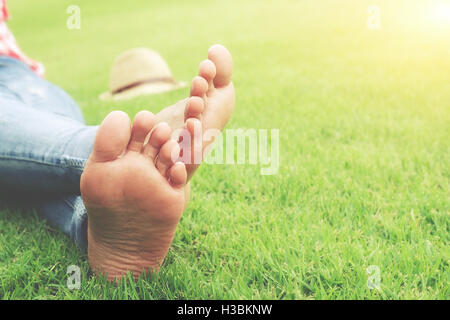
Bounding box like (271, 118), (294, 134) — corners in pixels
(0, 0), (448, 299)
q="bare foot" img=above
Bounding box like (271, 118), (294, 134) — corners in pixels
(80, 111), (191, 280)
(80, 45), (234, 281)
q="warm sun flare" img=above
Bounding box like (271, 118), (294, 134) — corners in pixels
(430, 2), (450, 25)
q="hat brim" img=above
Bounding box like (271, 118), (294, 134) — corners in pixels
(99, 81), (186, 101)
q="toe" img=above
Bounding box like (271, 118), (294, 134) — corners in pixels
(179, 118), (203, 180)
(143, 122), (172, 160)
(208, 44), (233, 88)
(91, 111), (131, 162)
(190, 76), (208, 97)
(128, 111), (156, 152)
(187, 118), (203, 164)
(156, 139), (180, 177)
(188, 118), (203, 165)
(185, 96), (204, 121)
(168, 162), (187, 187)
(199, 59), (216, 91)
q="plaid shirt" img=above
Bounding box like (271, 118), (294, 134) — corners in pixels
(0, 0), (44, 76)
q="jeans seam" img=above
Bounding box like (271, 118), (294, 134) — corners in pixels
(61, 155), (87, 170)
(0, 154), (64, 167)
(0, 154), (86, 170)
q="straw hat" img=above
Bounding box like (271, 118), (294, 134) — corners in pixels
(100, 48), (186, 101)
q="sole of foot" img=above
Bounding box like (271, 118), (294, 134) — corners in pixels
(81, 110), (191, 281)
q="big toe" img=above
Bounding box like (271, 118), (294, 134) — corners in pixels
(91, 111), (131, 162)
(208, 44), (233, 88)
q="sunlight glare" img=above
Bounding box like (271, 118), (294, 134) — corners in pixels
(430, 2), (450, 25)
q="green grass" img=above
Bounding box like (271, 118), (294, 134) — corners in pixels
(0, 0), (449, 299)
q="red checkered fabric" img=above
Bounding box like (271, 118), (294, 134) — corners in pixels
(0, 0), (44, 77)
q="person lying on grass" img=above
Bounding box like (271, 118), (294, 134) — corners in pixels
(0, 1), (235, 280)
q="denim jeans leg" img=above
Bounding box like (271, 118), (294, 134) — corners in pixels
(0, 56), (97, 249)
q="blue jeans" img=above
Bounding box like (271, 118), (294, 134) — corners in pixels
(0, 56), (98, 250)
